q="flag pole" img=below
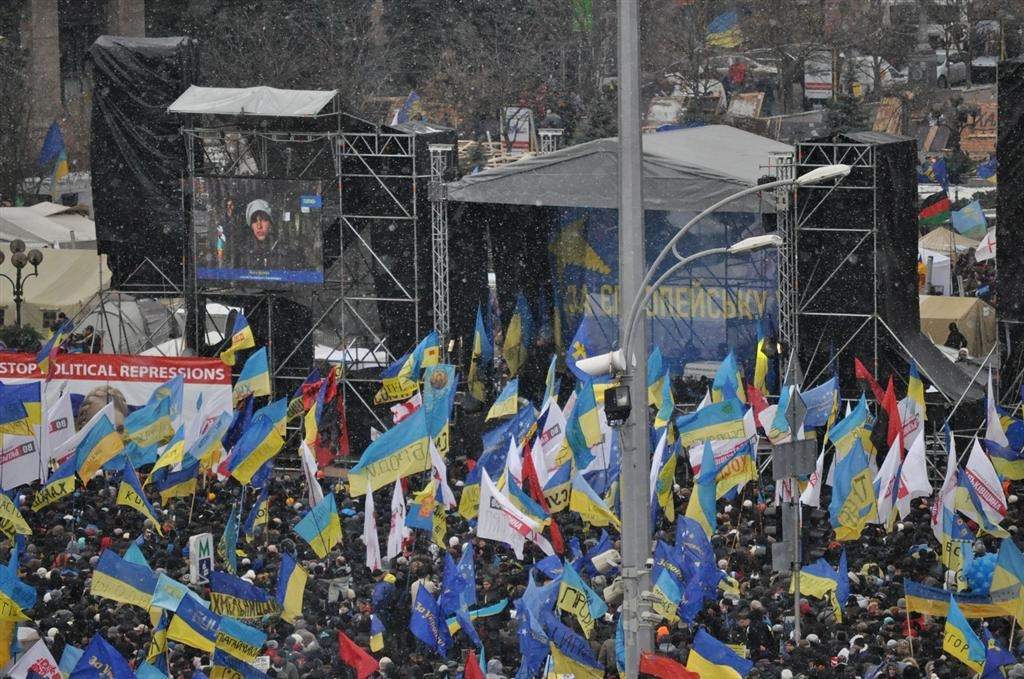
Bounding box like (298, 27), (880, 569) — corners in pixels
(903, 581), (915, 660)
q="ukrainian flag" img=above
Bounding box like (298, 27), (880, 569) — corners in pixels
(91, 550), (158, 611)
(149, 426), (186, 476)
(30, 456), (77, 511)
(991, 538), (1024, 620)
(567, 470), (619, 529)
(715, 441), (757, 500)
(486, 378), (519, 421)
(168, 595), (221, 653)
(706, 10), (742, 48)
(35, 320), (72, 377)
(944, 595), (986, 673)
(117, 462), (163, 536)
(549, 642), (603, 679)
(369, 614), (385, 652)
(685, 441), (718, 537)
(654, 369), (674, 430)
(827, 394), (870, 455)
(124, 397), (174, 449)
(225, 414), (284, 486)
(791, 557), (844, 621)
(907, 361), (926, 422)
(233, 347), (271, 402)
(574, 378), (603, 449)
(152, 458), (200, 505)
(686, 628), (753, 678)
(147, 611), (168, 668)
(675, 399), (747, 448)
(653, 436), (678, 522)
(502, 293), (533, 377)
(211, 648), (266, 679)
(986, 439), (1024, 480)
(75, 409), (124, 483)
(294, 492), (342, 558)
(542, 462), (572, 513)
(373, 331), (441, 405)
(648, 348), (665, 408)
(214, 615), (266, 663)
(242, 484), (269, 542)
(0, 386), (31, 438)
(712, 351), (745, 403)
(348, 407), (431, 496)
(220, 311), (256, 367)
(468, 306), (492, 403)
(829, 439), (877, 541)
(276, 552), (307, 623)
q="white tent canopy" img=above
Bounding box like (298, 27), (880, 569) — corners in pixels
(168, 86), (338, 117)
(919, 248), (952, 295)
(0, 202), (95, 248)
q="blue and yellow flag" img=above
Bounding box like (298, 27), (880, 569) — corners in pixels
(990, 537), (1024, 621)
(373, 331), (441, 405)
(276, 552), (307, 623)
(225, 413), (285, 486)
(124, 396), (174, 449)
(146, 611), (169, 670)
(369, 614), (385, 653)
(151, 457), (200, 505)
(116, 461), (163, 536)
(294, 492), (342, 558)
(753, 320), (769, 393)
(149, 425), (186, 476)
(0, 495), (29, 540)
(349, 407), (430, 495)
(90, 549), (157, 611)
(557, 559), (608, 638)
(574, 378), (603, 449)
(569, 472), (620, 529)
(168, 595), (221, 653)
(549, 641), (603, 679)
(75, 410), (124, 484)
(706, 10), (742, 48)
(687, 628), (753, 678)
(211, 647), (268, 679)
(486, 378), (519, 421)
(566, 309), (616, 382)
(35, 319), (72, 378)
(653, 438), (678, 522)
(217, 500), (241, 575)
(213, 615), (267, 663)
(468, 306), (493, 403)
(654, 368), (674, 431)
(0, 385), (31, 438)
(829, 439), (877, 541)
(675, 399), (747, 448)
(410, 585), (451, 656)
(502, 293), (533, 377)
(233, 347), (271, 402)
(422, 363), (457, 456)
(944, 595), (986, 673)
(220, 312), (256, 367)
(685, 441), (718, 537)
(242, 484), (269, 542)
(31, 456), (76, 511)
(648, 348), (665, 408)
(712, 351), (745, 403)
(827, 394), (871, 455)
(791, 556), (844, 621)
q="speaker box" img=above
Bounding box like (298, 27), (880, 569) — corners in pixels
(89, 36), (199, 288)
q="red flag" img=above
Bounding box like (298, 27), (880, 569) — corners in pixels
(853, 357), (885, 404)
(464, 649), (485, 679)
(521, 439), (564, 555)
(882, 377), (902, 450)
(336, 380), (351, 458)
(639, 652), (700, 679)
(746, 385), (770, 430)
(338, 631), (379, 679)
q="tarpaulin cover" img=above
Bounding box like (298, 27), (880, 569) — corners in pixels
(445, 125), (792, 213)
(88, 35), (198, 284)
(168, 86), (338, 117)
(997, 56), (1024, 394)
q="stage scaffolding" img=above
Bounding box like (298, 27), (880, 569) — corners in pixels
(174, 117), (429, 433)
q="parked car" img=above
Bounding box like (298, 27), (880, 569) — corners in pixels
(936, 50), (969, 87)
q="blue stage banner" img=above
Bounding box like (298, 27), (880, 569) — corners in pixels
(549, 207), (776, 371)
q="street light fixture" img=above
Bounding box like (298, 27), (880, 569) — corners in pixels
(0, 239), (44, 327)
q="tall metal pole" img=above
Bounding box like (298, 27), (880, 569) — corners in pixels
(617, 1), (653, 676)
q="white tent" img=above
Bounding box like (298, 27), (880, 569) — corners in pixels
(0, 250), (109, 329)
(919, 248), (952, 295)
(167, 86), (338, 117)
(0, 202), (95, 248)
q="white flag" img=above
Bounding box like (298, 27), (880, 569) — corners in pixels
(535, 398), (564, 486)
(364, 489), (382, 571)
(386, 480), (408, 561)
(896, 430), (932, 519)
(504, 437), (522, 485)
(874, 436), (902, 526)
(976, 227), (996, 262)
(800, 451), (826, 508)
(965, 436), (1007, 525)
(299, 441), (324, 508)
(477, 469), (553, 559)
(649, 429), (669, 505)
(7, 638), (60, 679)
(429, 439), (456, 508)
(986, 371), (1009, 448)
(42, 388), (74, 465)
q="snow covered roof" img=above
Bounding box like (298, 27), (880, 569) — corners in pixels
(168, 85), (338, 117)
(0, 202), (95, 248)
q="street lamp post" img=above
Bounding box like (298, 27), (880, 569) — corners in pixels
(0, 240), (44, 327)
(580, 165), (851, 677)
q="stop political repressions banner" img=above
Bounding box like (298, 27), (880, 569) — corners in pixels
(0, 353), (232, 490)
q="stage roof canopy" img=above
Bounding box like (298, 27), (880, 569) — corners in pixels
(168, 85), (338, 117)
(446, 125), (794, 212)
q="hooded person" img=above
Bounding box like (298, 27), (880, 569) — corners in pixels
(241, 198), (291, 269)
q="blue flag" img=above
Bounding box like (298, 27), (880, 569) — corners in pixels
(70, 635), (136, 679)
(410, 585), (451, 656)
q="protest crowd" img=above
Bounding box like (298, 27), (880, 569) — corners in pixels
(0, 307), (1021, 679)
